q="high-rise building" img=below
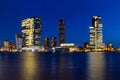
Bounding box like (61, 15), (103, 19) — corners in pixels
(22, 16), (42, 48)
(51, 37), (57, 47)
(44, 38), (50, 50)
(15, 34), (22, 50)
(59, 19), (65, 45)
(89, 16), (103, 50)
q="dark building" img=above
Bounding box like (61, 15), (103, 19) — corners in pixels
(92, 16), (102, 27)
(84, 42), (89, 49)
(51, 37), (57, 47)
(44, 38), (50, 50)
(34, 17), (42, 46)
(59, 19), (65, 45)
(9, 44), (16, 52)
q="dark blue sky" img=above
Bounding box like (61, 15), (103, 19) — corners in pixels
(0, 0), (120, 47)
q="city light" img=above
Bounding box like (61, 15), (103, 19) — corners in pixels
(0, 16), (117, 53)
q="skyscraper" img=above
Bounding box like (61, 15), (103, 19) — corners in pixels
(22, 16), (42, 48)
(89, 16), (103, 50)
(59, 19), (65, 45)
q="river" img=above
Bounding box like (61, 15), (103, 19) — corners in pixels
(0, 52), (120, 80)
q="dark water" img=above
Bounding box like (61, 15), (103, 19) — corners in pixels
(0, 52), (120, 80)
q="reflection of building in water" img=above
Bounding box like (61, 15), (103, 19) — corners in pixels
(20, 52), (40, 80)
(87, 52), (105, 80)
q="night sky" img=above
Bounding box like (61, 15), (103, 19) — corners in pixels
(0, 0), (120, 47)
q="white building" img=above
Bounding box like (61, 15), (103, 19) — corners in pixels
(89, 16), (103, 50)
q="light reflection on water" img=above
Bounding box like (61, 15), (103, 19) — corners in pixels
(87, 52), (105, 80)
(20, 52), (40, 80)
(0, 52), (120, 80)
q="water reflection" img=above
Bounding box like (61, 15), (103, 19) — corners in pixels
(59, 54), (70, 80)
(20, 52), (40, 80)
(58, 53), (87, 80)
(87, 52), (106, 80)
(0, 52), (109, 80)
(0, 56), (2, 78)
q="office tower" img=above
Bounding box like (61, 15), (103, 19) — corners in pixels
(59, 19), (65, 45)
(89, 16), (103, 49)
(51, 37), (57, 47)
(22, 16), (42, 48)
(15, 34), (22, 50)
(4, 40), (9, 51)
(44, 38), (50, 50)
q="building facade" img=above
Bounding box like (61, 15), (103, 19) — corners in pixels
(51, 37), (57, 47)
(44, 38), (50, 50)
(22, 16), (42, 48)
(15, 34), (22, 50)
(3, 40), (9, 51)
(59, 19), (65, 45)
(9, 44), (16, 52)
(84, 42), (89, 49)
(89, 16), (103, 50)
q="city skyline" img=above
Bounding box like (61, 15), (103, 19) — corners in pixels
(0, 0), (120, 47)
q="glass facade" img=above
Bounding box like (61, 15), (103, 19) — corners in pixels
(89, 16), (103, 49)
(22, 16), (42, 48)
